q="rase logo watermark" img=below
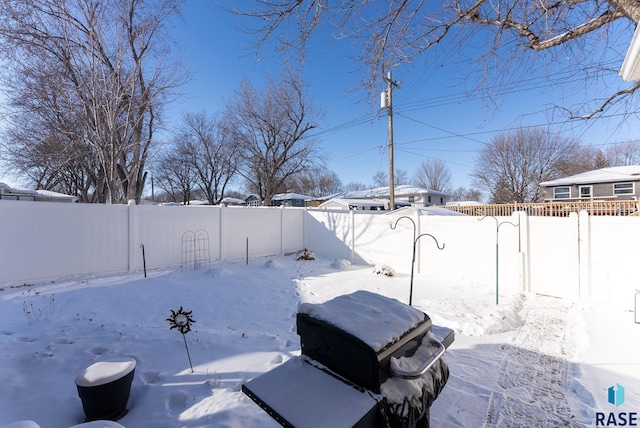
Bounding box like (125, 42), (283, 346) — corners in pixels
(596, 384), (637, 426)
(609, 384), (626, 407)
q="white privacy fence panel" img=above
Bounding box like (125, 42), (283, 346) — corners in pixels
(526, 214), (580, 298)
(422, 215), (521, 293)
(222, 207), (286, 259)
(305, 210), (358, 262)
(0, 200), (129, 283)
(134, 205), (221, 270)
(282, 208), (305, 253)
(587, 214), (640, 301)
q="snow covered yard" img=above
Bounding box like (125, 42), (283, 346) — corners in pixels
(0, 255), (638, 427)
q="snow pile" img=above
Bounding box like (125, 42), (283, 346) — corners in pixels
(331, 258), (351, 269)
(263, 259), (282, 269)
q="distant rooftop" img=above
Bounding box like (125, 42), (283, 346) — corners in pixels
(540, 165), (640, 187)
(330, 184), (449, 200)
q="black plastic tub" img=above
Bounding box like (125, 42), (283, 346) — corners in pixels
(75, 357), (136, 422)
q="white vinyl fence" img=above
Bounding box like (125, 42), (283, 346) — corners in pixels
(0, 201), (305, 285)
(1, 200), (638, 301)
(305, 209), (639, 300)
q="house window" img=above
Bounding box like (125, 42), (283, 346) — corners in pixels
(408, 196), (415, 203)
(579, 186), (592, 198)
(554, 187), (570, 199)
(614, 182), (634, 195)
(428, 196), (432, 203)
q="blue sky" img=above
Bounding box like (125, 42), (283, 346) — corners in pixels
(2, 1), (638, 193)
(165, 2), (640, 193)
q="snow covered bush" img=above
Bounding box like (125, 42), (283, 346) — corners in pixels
(296, 248), (315, 261)
(373, 264), (395, 277)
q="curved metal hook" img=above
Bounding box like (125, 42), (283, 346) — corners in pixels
(416, 233), (445, 250)
(498, 220), (519, 231)
(478, 215), (497, 226)
(390, 215), (416, 231)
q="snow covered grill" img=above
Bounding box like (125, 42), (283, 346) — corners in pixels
(243, 291), (454, 427)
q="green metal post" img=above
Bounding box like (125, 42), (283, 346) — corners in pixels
(495, 241), (499, 305)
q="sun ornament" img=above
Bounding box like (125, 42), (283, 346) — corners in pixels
(167, 306), (195, 334)
(167, 306), (196, 372)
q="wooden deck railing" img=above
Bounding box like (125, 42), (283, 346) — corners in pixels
(440, 199), (640, 217)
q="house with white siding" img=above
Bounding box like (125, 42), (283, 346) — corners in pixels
(318, 185), (450, 210)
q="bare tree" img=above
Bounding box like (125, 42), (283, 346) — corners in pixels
(344, 181), (368, 191)
(372, 171), (388, 187)
(394, 168), (409, 186)
(285, 165), (342, 198)
(555, 146), (610, 177)
(177, 112), (239, 205)
(372, 169), (409, 187)
(413, 159), (453, 193)
(236, 1), (640, 118)
(471, 127), (579, 203)
(0, 0), (185, 203)
(451, 186), (482, 202)
(223, 73), (320, 206)
(605, 140), (640, 165)
(153, 142), (197, 205)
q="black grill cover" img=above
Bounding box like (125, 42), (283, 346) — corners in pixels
(297, 291), (433, 394)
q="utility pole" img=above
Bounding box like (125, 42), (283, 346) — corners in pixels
(382, 71), (399, 210)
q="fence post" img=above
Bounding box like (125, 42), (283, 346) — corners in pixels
(415, 209), (422, 273)
(219, 205), (224, 261)
(518, 211), (531, 292)
(578, 210), (591, 298)
(350, 209), (355, 262)
(128, 200), (138, 273)
(280, 205), (284, 255)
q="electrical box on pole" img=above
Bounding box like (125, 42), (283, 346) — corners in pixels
(380, 91), (389, 110)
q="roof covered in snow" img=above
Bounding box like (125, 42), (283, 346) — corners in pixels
(319, 198), (387, 209)
(329, 184), (449, 200)
(220, 197), (246, 205)
(0, 182), (77, 202)
(388, 206), (468, 216)
(539, 165), (640, 187)
(271, 192), (314, 201)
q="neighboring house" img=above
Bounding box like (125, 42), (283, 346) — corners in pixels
(269, 192), (313, 208)
(318, 198), (388, 210)
(244, 193), (313, 207)
(321, 185), (450, 209)
(245, 195), (261, 207)
(0, 182), (78, 202)
(539, 165), (640, 201)
(220, 197), (246, 207)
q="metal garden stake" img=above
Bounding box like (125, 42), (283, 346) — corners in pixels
(390, 216), (445, 306)
(478, 215), (519, 305)
(167, 306), (196, 373)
